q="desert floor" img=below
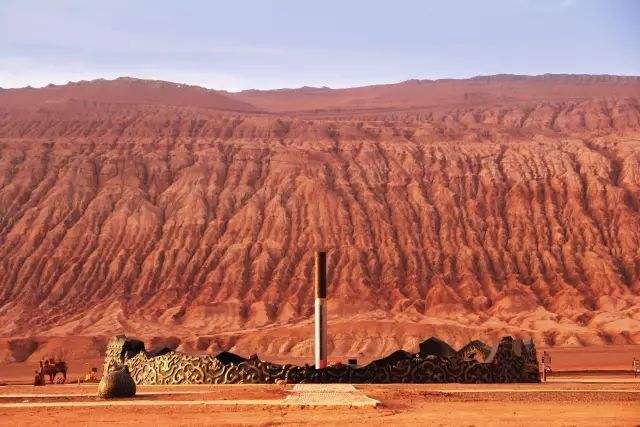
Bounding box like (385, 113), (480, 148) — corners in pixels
(0, 374), (637, 426)
(0, 346), (639, 426)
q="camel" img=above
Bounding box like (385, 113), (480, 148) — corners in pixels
(39, 358), (68, 384)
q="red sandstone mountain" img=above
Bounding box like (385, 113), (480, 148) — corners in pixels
(0, 75), (639, 363)
(0, 77), (257, 112)
(233, 74), (640, 112)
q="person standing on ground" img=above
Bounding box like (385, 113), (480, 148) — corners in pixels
(542, 351), (551, 382)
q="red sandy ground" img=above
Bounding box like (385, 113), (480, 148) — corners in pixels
(0, 379), (637, 426)
(0, 346), (638, 426)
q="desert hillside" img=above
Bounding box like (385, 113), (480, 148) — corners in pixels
(1, 75), (639, 362)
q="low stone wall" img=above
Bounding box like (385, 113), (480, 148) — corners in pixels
(102, 335), (540, 384)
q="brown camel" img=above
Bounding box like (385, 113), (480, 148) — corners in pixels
(39, 358), (67, 384)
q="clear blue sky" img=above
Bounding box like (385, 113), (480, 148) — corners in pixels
(1, 0), (638, 90)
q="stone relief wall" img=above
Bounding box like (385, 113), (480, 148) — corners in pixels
(103, 335), (540, 384)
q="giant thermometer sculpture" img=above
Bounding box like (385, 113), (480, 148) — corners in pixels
(314, 251), (328, 369)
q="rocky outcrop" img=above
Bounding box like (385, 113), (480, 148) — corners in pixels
(0, 76), (639, 360)
(98, 365), (136, 398)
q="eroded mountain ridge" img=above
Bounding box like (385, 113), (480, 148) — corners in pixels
(0, 75), (639, 360)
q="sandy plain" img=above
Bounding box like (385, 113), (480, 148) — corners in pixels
(0, 376), (637, 426)
(0, 345), (639, 426)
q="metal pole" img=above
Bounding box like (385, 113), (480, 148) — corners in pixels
(314, 251), (327, 369)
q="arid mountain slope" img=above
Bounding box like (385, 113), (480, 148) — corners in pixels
(0, 75), (639, 361)
(0, 77), (257, 112)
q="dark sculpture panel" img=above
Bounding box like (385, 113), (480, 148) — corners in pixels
(103, 335), (540, 384)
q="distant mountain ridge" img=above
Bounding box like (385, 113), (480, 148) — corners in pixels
(0, 77), (258, 112)
(2, 74), (640, 113)
(0, 74), (639, 361)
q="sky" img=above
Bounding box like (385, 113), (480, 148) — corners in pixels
(0, 0), (639, 91)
